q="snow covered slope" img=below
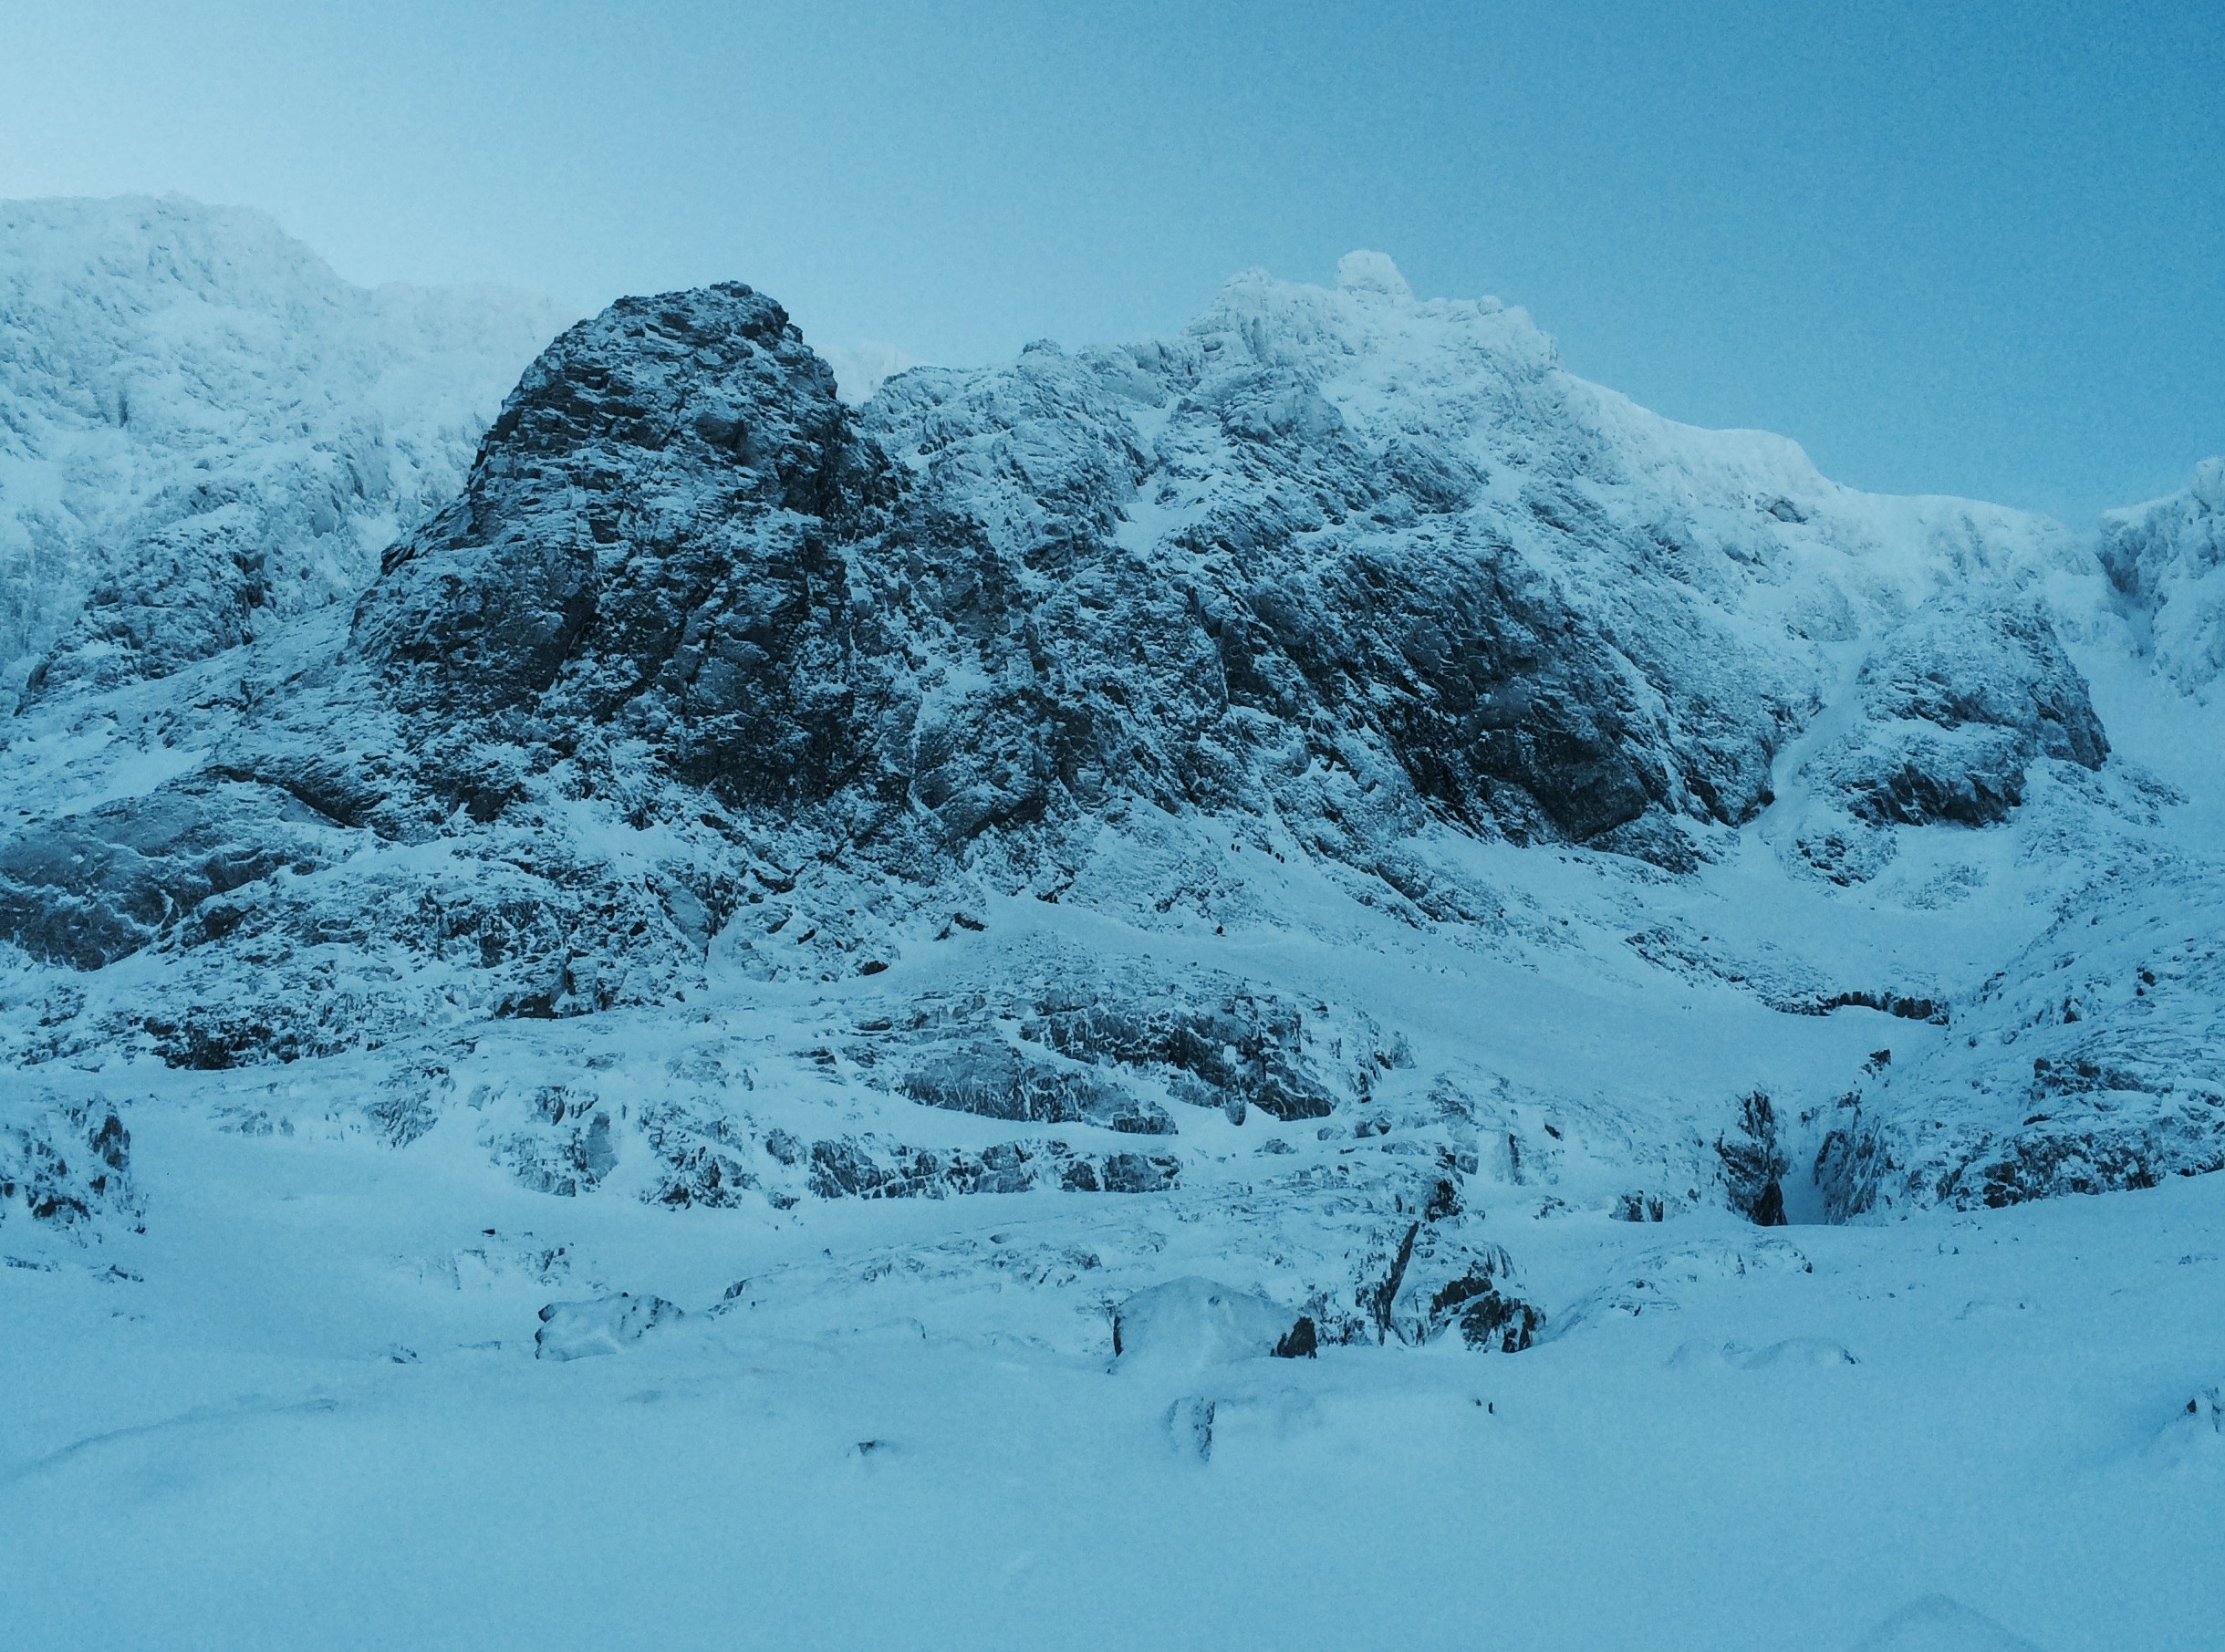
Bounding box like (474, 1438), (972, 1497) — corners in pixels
(0, 196), (568, 701)
(4, 234), (2222, 1648)
(5, 1088), (2220, 1651)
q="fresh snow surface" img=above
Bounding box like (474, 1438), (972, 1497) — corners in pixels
(2, 234), (2222, 1650)
(4, 1104), (2219, 1650)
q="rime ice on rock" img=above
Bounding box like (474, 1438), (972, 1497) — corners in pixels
(0, 234), (2219, 1287)
(0, 196), (566, 702)
(1335, 249), (1414, 300)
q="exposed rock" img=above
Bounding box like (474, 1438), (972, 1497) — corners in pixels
(639, 1103), (760, 1208)
(894, 1039), (1172, 1134)
(501, 1093), (619, 1197)
(1800, 597), (2106, 869)
(1717, 1091), (1789, 1225)
(1272, 1315), (1319, 1357)
(0, 779), (344, 970)
(0, 1096), (140, 1234)
(1331, 1212), (1543, 1350)
(802, 1134), (1179, 1200)
(1021, 978), (1342, 1121)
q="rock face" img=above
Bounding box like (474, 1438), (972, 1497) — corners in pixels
(851, 266), (1813, 861)
(1817, 860), (2225, 1217)
(329, 261), (2109, 900)
(357, 284), (881, 808)
(346, 274), (1818, 873)
(0, 780), (342, 971)
(1807, 596), (2106, 831)
(0, 195), (567, 701)
(1, 235), (2219, 1326)
(2101, 457), (2225, 695)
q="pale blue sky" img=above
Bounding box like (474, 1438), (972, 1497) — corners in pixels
(3, 1), (2218, 524)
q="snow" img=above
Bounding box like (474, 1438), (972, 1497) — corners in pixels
(822, 338), (924, 405)
(0, 195), (568, 698)
(1335, 247), (1414, 299)
(3, 1093), (2219, 1649)
(2101, 456), (2225, 695)
(3, 225), (2223, 1648)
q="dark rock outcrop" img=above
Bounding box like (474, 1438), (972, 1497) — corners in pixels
(0, 781), (342, 969)
(1717, 1091), (1789, 1225)
(357, 285), (899, 819)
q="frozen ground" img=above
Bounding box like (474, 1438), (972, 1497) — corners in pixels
(3, 1104), (2220, 1651)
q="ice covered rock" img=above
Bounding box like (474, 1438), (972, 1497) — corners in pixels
(1018, 973), (1353, 1123)
(1111, 1277), (1304, 1372)
(0, 1096), (139, 1235)
(0, 264), (2089, 1027)
(533, 1292), (682, 1360)
(801, 1134), (1179, 1200)
(2101, 457), (2225, 694)
(893, 1040), (1173, 1133)
(1817, 864), (2225, 1216)
(0, 237), (2215, 1254)
(1715, 1090), (1790, 1225)
(0, 778), (345, 970)
(357, 282), (879, 803)
(0, 195), (567, 701)
(1804, 596), (2105, 834)
(1338, 1214), (1543, 1351)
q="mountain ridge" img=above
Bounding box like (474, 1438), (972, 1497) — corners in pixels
(3, 218), (2220, 1347)
(0, 194), (569, 702)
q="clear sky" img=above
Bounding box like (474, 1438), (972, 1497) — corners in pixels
(3, 0), (2218, 525)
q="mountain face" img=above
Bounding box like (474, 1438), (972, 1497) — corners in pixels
(3, 233), (2221, 1355)
(0, 196), (568, 703)
(2102, 454), (2225, 694)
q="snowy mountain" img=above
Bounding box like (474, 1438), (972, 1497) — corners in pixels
(2102, 455), (2225, 694)
(0, 196), (568, 701)
(5, 226), (2220, 1649)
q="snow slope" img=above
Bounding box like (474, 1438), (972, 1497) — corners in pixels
(4, 1075), (2219, 1650)
(3, 229), (2222, 1649)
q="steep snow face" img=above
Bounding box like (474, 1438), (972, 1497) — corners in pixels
(2101, 457), (2225, 694)
(1, 248), (2219, 1396)
(0, 196), (567, 701)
